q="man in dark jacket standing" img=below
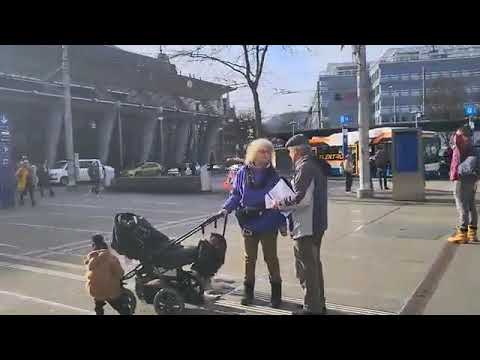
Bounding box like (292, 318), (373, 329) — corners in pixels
(274, 134), (329, 315)
(37, 160), (54, 198)
(374, 147), (389, 190)
(88, 162), (101, 195)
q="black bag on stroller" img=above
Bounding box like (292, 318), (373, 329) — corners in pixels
(192, 233), (227, 277)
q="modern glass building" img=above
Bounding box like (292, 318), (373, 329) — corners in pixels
(311, 63), (359, 129)
(310, 45), (480, 129)
(371, 45), (480, 125)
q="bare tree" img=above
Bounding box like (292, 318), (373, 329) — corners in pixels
(169, 46), (269, 137)
(222, 110), (255, 159)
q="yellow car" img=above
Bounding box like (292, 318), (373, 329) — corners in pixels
(121, 162), (164, 177)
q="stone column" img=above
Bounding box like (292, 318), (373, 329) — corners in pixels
(200, 118), (221, 165)
(44, 103), (64, 167)
(97, 106), (117, 164)
(140, 115), (158, 163)
(174, 118), (191, 165)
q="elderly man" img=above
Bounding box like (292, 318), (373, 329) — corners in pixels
(274, 134), (330, 315)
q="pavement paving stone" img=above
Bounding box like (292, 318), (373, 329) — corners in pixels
(0, 179), (467, 315)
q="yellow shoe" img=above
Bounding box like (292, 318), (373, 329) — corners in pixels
(468, 226), (478, 242)
(448, 228), (468, 244)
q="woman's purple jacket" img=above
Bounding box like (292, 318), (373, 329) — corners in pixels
(223, 165), (286, 234)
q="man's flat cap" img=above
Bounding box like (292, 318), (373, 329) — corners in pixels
(285, 134), (308, 148)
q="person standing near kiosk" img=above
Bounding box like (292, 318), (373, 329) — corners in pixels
(374, 146), (389, 190)
(448, 126), (478, 244)
(342, 153), (354, 193)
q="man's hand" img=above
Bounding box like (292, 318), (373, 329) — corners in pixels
(217, 209), (228, 217)
(272, 200), (281, 209)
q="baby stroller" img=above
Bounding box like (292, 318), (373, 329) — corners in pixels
(111, 212), (227, 315)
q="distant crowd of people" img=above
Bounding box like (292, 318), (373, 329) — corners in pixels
(15, 156), (54, 207)
(341, 145), (390, 193)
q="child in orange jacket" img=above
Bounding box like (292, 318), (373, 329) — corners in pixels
(85, 234), (131, 315)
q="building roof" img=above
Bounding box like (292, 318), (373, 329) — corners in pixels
(0, 45), (234, 101)
(378, 45), (480, 63)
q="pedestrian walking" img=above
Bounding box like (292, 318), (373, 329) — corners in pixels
(31, 163), (38, 190)
(37, 160), (54, 198)
(219, 138), (287, 308)
(448, 126), (479, 244)
(88, 161), (101, 195)
(16, 160), (35, 206)
(274, 134), (330, 315)
(374, 146), (389, 190)
(84, 234), (132, 315)
(369, 154), (376, 190)
(342, 153), (354, 192)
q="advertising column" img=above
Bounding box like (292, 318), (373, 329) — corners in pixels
(392, 128), (425, 202)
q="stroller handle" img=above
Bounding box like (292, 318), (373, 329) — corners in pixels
(201, 212), (225, 228)
(170, 212), (228, 247)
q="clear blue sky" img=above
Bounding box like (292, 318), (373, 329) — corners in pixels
(117, 45), (412, 117)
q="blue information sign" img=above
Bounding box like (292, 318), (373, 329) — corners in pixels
(340, 115), (351, 125)
(342, 127), (348, 156)
(465, 104), (477, 117)
(0, 112), (15, 208)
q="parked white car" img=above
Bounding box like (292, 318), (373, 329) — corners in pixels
(167, 168), (180, 176)
(49, 159), (115, 186)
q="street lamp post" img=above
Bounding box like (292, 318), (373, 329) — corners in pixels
(288, 121), (296, 137)
(354, 45), (373, 199)
(62, 45), (76, 188)
(415, 112), (422, 128)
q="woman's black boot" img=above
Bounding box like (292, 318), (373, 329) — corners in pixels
(271, 282), (282, 308)
(241, 282), (254, 306)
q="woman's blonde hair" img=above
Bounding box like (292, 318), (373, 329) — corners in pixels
(245, 138), (275, 166)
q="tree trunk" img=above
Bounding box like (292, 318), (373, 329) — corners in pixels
(251, 87), (262, 138)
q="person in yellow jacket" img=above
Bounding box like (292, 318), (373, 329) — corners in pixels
(16, 160), (35, 206)
(84, 234), (131, 315)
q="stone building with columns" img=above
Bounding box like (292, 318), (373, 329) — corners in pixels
(0, 45), (235, 171)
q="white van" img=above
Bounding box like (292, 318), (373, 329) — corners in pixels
(49, 159), (115, 186)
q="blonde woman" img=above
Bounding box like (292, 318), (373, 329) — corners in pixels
(220, 138), (286, 308)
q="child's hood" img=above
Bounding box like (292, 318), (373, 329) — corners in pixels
(85, 250), (111, 270)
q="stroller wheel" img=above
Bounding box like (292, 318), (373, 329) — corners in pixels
(121, 288), (137, 315)
(153, 287), (185, 315)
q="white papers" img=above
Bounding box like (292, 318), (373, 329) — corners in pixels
(265, 178), (296, 216)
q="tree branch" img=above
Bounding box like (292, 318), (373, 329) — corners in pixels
(255, 45), (260, 76)
(242, 45), (253, 85)
(255, 45), (268, 86)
